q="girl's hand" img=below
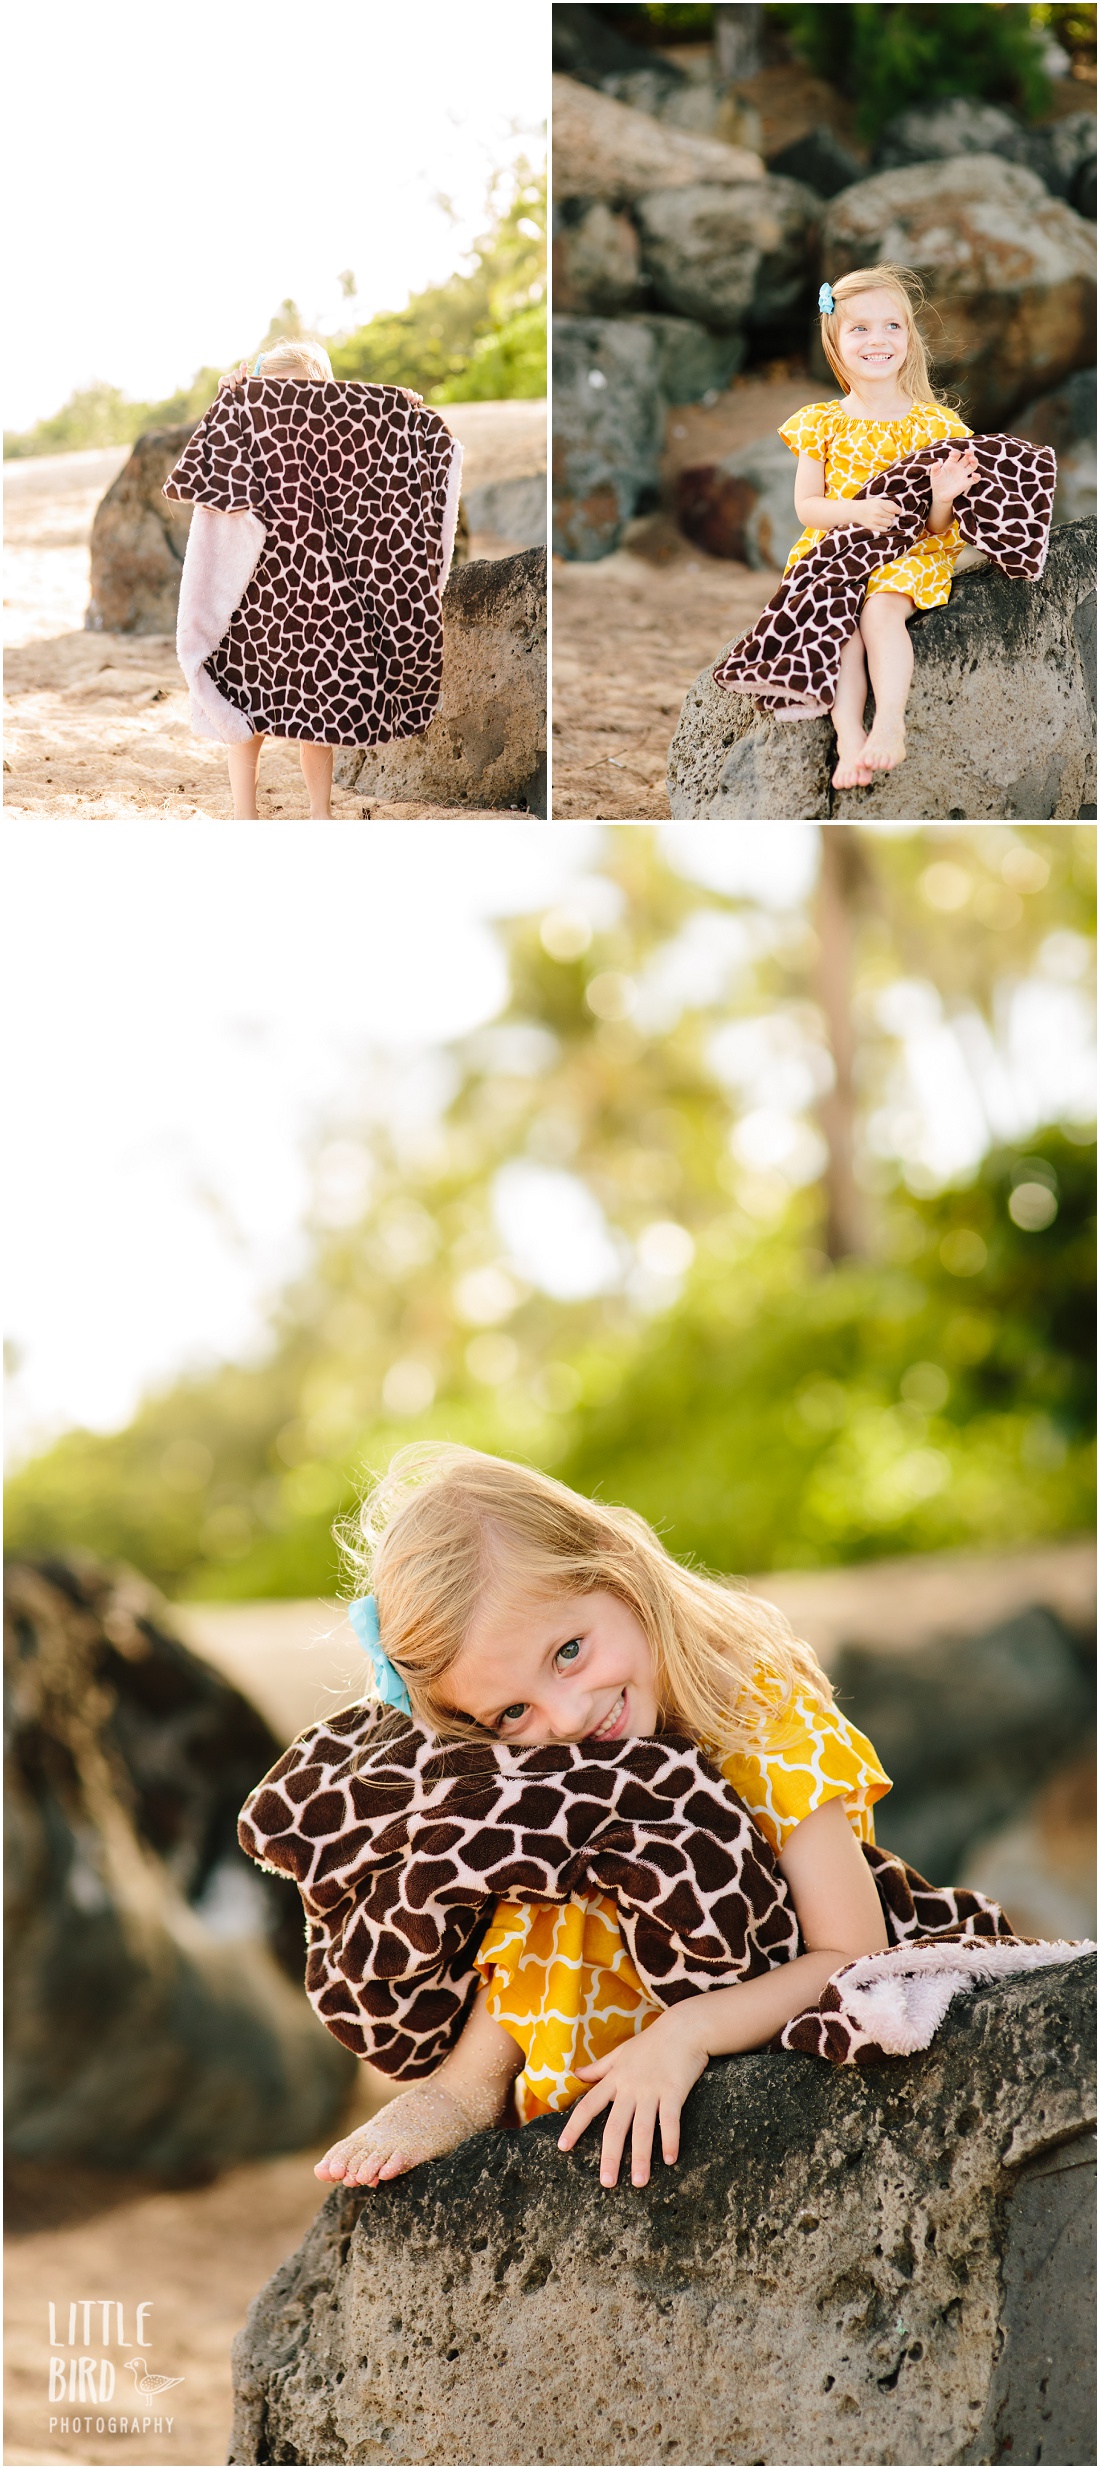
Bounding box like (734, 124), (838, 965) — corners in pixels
(930, 444), (980, 505)
(850, 495), (904, 534)
(217, 361), (251, 395)
(557, 2009), (708, 2189)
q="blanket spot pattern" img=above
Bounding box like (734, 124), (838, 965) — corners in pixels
(238, 1707), (1018, 2074)
(714, 433), (1057, 718)
(163, 382), (457, 746)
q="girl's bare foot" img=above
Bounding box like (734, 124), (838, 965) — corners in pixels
(831, 733), (875, 789)
(314, 2083), (486, 2188)
(862, 716), (906, 772)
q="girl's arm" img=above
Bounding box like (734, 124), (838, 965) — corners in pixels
(793, 450), (903, 537)
(315, 1987), (523, 2187)
(558, 1797), (888, 2189)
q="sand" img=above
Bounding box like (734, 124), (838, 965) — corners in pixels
(3, 402), (546, 823)
(551, 370), (814, 820)
(4, 2076), (391, 2469)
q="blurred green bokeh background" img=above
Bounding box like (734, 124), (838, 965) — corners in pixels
(6, 824), (1094, 1600)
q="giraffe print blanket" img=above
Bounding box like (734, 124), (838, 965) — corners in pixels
(163, 382), (462, 747)
(713, 432), (1057, 719)
(238, 1704), (1088, 2074)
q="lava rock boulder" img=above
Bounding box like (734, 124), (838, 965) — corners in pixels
(667, 518), (1097, 821)
(334, 548), (546, 813)
(229, 1960), (1096, 2467)
(4, 1557), (354, 2176)
(821, 156), (1096, 427)
(86, 425), (197, 635)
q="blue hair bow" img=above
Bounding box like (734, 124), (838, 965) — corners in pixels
(253, 353), (265, 376)
(348, 1594), (412, 1714)
(818, 282), (835, 316)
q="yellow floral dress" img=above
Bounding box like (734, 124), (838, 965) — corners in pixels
(779, 399), (973, 608)
(476, 1688), (891, 2120)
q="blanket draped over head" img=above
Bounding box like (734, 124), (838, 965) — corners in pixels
(162, 381), (462, 747)
(238, 1706), (1090, 2073)
(713, 433), (1057, 719)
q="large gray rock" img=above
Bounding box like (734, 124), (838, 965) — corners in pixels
(638, 313), (746, 403)
(552, 199), (645, 316)
(667, 519), (1097, 821)
(822, 156), (1096, 427)
(4, 1558), (354, 2175)
(85, 424), (197, 634)
(676, 430), (801, 568)
(461, 475), (546, 548)
(552, 317), (663, 559)
(874, 97), (1097, 213)
(1016, 367), (1097, 526)
(832, 1606), (1095, 1886)
(334, 549), (546, 813)
(229, 1961), (1096, 2467)
(873, 96), (1031, 171)
(552, 73), (764, 207)
(635, 175), (821, 337)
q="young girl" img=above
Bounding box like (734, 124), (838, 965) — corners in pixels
(215, 341), (343, 824)
(163, 341), (457, 824)
(778, 262), (979, 790)
(310, 1445), (894, 2194)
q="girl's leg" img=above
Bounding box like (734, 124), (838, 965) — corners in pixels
(300, 743), (334, 820)
(859, 591), (915, 772)
(314, 1992), (524, 2187)
(829, 622), (874, 790)
(227, 735), (266, 820)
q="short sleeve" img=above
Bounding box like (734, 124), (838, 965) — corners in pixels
(916, 403), (973, 445)
(162, 390), (268, 516)
(721, 1689), (891, 1854)
(778, 404), (833, 461)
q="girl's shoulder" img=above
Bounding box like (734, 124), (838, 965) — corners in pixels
(906, 400), (973, 440)
(778, 399), (843, 456)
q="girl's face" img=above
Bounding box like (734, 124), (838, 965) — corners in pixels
(836, 290), (909, 383)
(436, 1587), (660, 1745)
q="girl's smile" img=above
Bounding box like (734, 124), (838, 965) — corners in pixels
(437, 1588), (660, 1744)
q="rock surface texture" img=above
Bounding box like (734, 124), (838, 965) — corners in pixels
(86, 424), (197, 634)
(4, 1558), (353, 2174)
(667, 518), (1097, 820)
(230, 1961), (1096, 2467)
(552, 318), (664, 558)
(552, 72), (764, 204)
(633, 174), (821, 339)
(333, 548), (546, 813)
(873, 96), (1097, 215)
(1016, 367), (1097, 526)
(821, 156), (1096, 426)
(677, 430), (802, 569)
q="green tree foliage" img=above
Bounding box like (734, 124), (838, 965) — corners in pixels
(775, 3), (1055, 135)
(331, 158), (546, 401)
(5, 829), (1093, 1599)
(4, 159), (546, 458)
(4, 367), (223, 460)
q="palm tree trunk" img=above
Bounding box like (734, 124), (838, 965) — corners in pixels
(816, 826), (868, 1260)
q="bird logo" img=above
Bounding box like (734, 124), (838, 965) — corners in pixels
(124, 2359), (185, 2398)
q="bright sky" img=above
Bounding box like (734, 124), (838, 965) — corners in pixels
(5, 826), (1093, 1463)
(5, 0), (546, 431)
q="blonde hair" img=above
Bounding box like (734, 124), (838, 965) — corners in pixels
(820, 263), (953, 409)
(339, 1443), (833, 1755)
(253, 338), (333, 382)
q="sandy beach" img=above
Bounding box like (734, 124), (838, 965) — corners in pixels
(551, 371), (813, 820)
(3, 402), (546, 822)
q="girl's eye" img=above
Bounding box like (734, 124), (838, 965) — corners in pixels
(499, 1703), (527, 1727)
(556, 1638), (582, 1668)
